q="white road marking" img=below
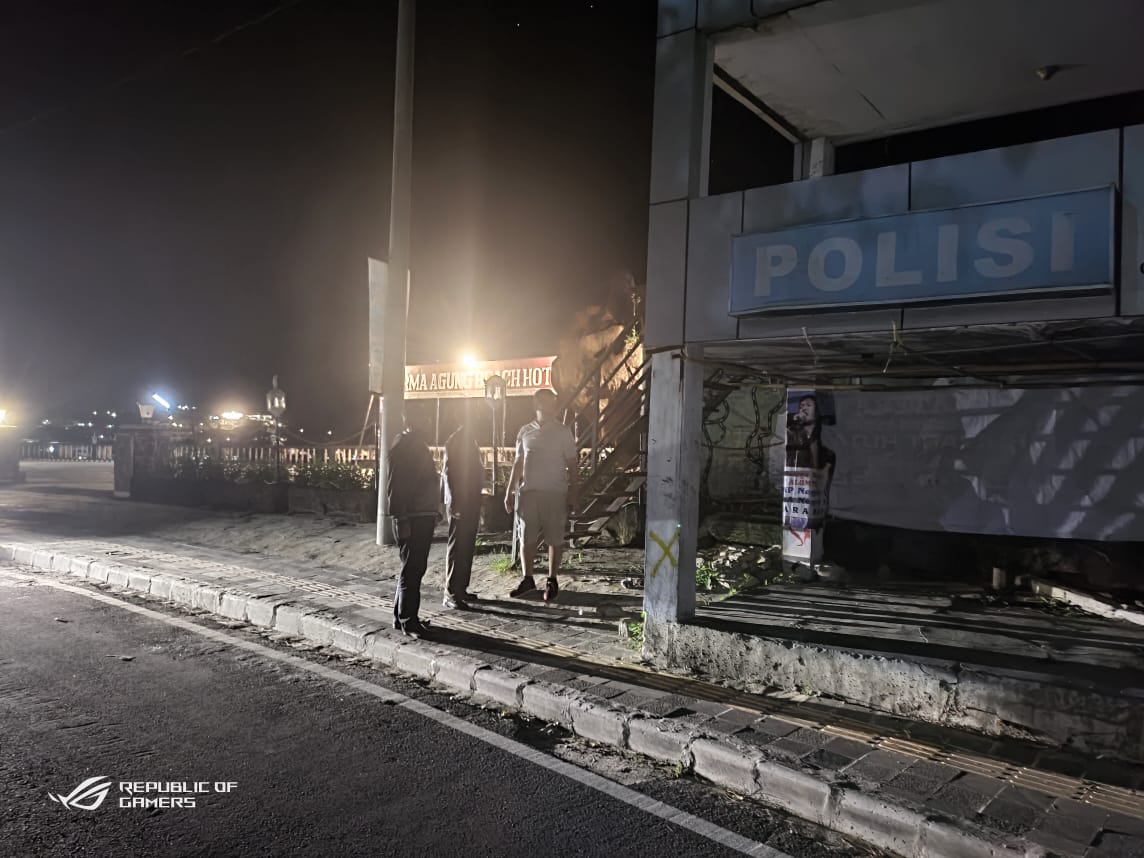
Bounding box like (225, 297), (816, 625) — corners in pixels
(4, 568), (791, 858)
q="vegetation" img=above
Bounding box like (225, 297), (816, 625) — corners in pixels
(166, 456), (371, 490)
(169, 457), (277, 484)
(695, 561), (719, 591)
(489, 554), (515, 575)
(290, 460), (372, 491)
(623, 614), (645, 650)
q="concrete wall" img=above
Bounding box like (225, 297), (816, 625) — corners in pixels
(663, 128), (1143, 351)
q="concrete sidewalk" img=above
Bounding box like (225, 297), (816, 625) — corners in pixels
(5, 531), (1144, 858)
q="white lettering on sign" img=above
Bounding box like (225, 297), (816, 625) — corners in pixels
(730, 187), (1113, 315)
(875, 231), (922, 288)
(807, 237), (861, 292)
(754, 244), (796, 296)
(753, 214), (1073, 295)
(974, 217), (1033, 278)
(936, 223), (959, 283)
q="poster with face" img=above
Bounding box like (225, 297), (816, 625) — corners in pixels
(782, 390), (837, 562)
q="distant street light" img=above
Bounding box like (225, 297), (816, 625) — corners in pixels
(221, 410), (244, 421)
(151, 393), (171, 411)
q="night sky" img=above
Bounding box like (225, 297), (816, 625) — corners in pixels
(0, 1), (656, 432)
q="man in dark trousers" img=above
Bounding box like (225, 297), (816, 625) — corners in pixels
(385, 413), (439, 639)
(441, 417), (484, 609)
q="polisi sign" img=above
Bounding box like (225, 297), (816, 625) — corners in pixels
(729, 187), (1114, 315)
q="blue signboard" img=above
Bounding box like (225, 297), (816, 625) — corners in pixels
(729, 187), (1115, 315)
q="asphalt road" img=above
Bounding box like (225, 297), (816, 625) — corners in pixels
(0, 566), (872, 858)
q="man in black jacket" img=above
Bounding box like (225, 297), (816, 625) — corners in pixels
(385, 413), (439, 638)
(441, 419), (484, 609)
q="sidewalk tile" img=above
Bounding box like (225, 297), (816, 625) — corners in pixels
(842, 749), (914, 787)
(1089, 831), (1144, 858)
(768, 737), (815, 762)
(1106, 813), (1144, 839)
(980, 793), (1042, 836)
(578, 681), (631, 701)
(787, 728), (835, 750)
(620, 692), (690, 716)
(708, 707), (762, 734)
(803, 749), (853, 772)
(1027, 800), (1108, 853)
(823, 737), (874, 762)
(927, 780), (995, 817)
(883, 760), (960, 802)
(750, 717), (800, 740)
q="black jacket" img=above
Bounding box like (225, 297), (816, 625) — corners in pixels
(442, 428), (484, 514)
(386, 430), (439, 519)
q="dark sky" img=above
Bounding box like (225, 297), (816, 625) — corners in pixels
(0, 0), (656, 432)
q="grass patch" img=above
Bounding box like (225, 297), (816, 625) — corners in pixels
(561, 550), (585, 571)
(623, 619), (644, 649)
(489, 553), (515, 575)
(695, 561), (719, 591)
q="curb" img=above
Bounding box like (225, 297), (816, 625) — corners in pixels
(3, 541), (1045, 858)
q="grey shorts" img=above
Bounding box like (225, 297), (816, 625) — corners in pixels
(517, 490), (567, 547)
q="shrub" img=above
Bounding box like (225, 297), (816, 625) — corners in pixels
(290, 460), (372, 491)
(170, 456), (283, 484)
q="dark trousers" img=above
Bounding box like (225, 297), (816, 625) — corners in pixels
(395, 516), (435, 624)
(445, 509), (480, 597)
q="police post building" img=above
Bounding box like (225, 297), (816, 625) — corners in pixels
(640, 0), (1144, 746)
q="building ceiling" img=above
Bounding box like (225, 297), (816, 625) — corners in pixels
(715, 0), (1144, 143)
(701, 317), (1144, 387)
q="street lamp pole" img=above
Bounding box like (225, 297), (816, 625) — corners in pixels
(377, 0), (415, 546)
(267, 375), (287, 483)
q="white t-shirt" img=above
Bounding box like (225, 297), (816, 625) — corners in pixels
(515, 419), (576, 494)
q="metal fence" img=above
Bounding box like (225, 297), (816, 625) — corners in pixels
(144, 440), (518, 483)
(20, 442), (114, 462)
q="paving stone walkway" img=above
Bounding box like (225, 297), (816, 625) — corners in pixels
(2, 477), (1143, 855)
(6, 530), (1144, 857)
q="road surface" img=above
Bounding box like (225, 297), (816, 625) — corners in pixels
(17, 460), (114, 493)
(0, 565), (871, 858)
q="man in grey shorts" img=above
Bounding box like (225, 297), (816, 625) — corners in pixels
(503, 389), (578, 602)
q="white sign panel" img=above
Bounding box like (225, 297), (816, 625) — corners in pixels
(823, 386), (1144, 541)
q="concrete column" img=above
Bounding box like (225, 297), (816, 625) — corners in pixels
(793, 137), (835, 180)
(649, 28), (712, 205)
(643, 12), (712, 622)
(808, 137), (835, 178)
(643, 347), (704, 622)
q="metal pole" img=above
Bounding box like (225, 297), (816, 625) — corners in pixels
(377, 0), (415, 546)
(490, 400), (498, 495)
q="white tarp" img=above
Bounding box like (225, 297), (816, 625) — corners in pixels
(823, 386), (1144, 541)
